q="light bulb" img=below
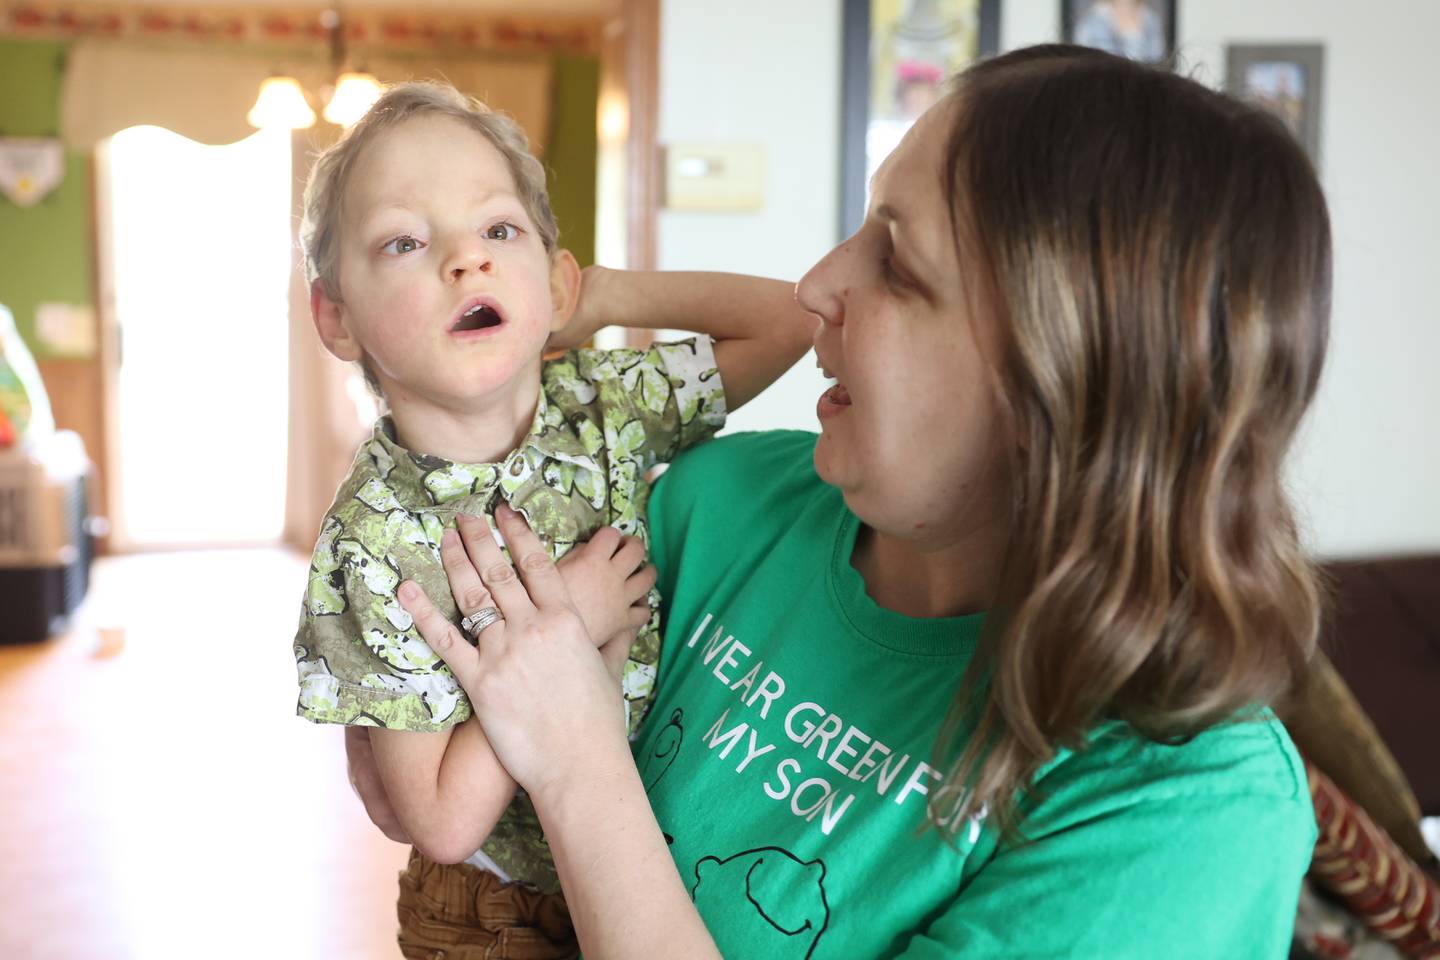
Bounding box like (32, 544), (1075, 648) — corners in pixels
(324, 72), (384, 128)
(598, 94), (629, 144)
(247, 76), (317, 130)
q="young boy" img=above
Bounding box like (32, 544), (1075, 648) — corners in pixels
(290, 82), (812, 957)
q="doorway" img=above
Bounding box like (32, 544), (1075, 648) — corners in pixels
(97, 125), (292, 550)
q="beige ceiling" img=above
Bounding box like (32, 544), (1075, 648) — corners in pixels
(151, 0), (616, 13)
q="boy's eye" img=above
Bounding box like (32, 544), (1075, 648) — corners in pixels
(485, 222), (521, 242)
(382, 235), (423, 255)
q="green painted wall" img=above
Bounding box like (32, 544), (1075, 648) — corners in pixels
(546, 54), (599, 268)
(0, 39), (94, 358)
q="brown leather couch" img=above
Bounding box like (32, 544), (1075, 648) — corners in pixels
(1322, 555), (1440, 818)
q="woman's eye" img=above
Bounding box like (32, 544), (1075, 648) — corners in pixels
(881, 256), (911, 290)
(485, 222), (521, 242)
(382, 235), (423, 255)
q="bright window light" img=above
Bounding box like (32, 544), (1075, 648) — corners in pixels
(105, 125), (292, 547)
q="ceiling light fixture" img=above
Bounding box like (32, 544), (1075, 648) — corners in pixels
(248, 8), (382, 131)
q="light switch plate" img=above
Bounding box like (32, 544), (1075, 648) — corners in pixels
(663, 144), (765, 211)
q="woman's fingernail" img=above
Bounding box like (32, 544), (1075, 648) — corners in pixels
(441, 529), (458, 545)
(399, 581), (419, 600)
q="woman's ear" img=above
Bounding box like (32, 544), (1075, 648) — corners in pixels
(311, 278), (363, 362)
(547, 249), (583, 332)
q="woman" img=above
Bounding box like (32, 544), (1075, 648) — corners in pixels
(362, 45), (1330, 957)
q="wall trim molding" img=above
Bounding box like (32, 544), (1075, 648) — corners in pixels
(2, 3), (602, 56)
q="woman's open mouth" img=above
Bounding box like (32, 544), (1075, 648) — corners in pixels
(817, 381), (852, 420)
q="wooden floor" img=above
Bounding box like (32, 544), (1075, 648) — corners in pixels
(0, 548), (410, 960)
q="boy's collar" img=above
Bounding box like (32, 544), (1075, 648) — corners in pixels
(367, 388), (600, 510)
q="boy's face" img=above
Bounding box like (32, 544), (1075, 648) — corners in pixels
(317, 114), (568, 415)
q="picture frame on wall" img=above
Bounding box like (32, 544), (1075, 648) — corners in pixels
(1062, 0), (1176, 65)
(840, 0), (1000, 238)
(1226, 44), (1325, 167)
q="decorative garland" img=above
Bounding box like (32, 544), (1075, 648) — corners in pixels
(0, 2), (602, 55)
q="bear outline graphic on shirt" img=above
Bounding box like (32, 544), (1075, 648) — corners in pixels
(690, 846), (830, 959)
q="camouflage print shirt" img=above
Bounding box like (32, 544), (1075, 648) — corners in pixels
(293, 336), (726, 893)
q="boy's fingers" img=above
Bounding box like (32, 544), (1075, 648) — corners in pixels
(440, 527), (494, 614)
(613, 536), (646, 575)
(587, 524), (622, 558)
(598, 631), (634, 680)
(625, 601), (652, 631)
(555, 525), (617, 571)
(456, 512), (534, 618)
(623, 565), (657, 604)
(495, 504), (568, 609)
(398, 580), (481, 686)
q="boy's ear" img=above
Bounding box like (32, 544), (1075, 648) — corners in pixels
(310, 278), (363, 362)
(547, 249), (582, 332)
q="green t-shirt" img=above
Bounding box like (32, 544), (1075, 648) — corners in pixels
(639, 430), (1316, 959)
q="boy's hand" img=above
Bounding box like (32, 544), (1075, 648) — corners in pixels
(547, 265), (616, 352)
(556, 524), (655, 673)
(448, 514), (652, 667)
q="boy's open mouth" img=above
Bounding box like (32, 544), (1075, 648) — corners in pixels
(451, 298), (505, 333)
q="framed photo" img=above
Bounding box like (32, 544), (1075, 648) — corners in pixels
(1062, 0), (1175, 65)
(1226, 44), (1325, 166)
(840, 0), (1000, 238)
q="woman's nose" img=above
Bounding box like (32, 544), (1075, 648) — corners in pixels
(796, 243), (848, 327)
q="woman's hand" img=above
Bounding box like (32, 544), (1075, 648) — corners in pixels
(398, 505), (637, 801)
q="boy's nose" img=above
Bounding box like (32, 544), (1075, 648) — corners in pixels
(450, 259), (492, 281)
(443, 239), (493, 281)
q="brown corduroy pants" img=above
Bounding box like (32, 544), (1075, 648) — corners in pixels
(396, 849), (578, 960)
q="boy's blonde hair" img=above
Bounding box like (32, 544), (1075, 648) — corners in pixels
(300, 80), (558, 304)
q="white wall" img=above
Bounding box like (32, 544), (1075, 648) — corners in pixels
(657, 0), (838, 434)
(658, 0), (1440, 558)
(1180, 2), (1440, 559)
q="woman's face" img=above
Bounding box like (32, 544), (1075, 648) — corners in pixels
(799, 96), (1012, 546)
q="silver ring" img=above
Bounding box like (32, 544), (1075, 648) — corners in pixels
(460, 606), (504, 640)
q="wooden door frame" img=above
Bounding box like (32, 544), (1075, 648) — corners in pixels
(599, 0), (661, 349)
(90, 147), (119, 555)
(622, 0), (660, 276)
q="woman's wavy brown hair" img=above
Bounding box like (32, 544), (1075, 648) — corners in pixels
(929, 45), (1332, 839)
